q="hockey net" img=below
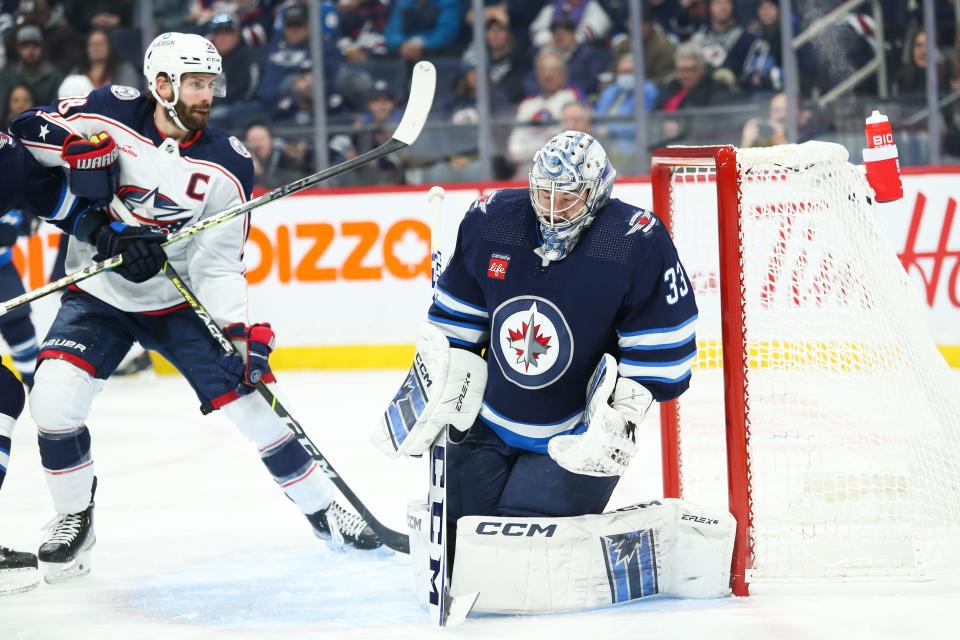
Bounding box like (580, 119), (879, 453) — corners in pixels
(652, 142), (960, 596)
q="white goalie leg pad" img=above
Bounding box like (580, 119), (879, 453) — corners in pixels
(548, 354), (653, 477)
(450, 498), (735, 614)
(375, 322), (486, 458)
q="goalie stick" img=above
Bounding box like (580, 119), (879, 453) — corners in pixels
(425, 186), (479, 627)
(161, 261), (410, 553)
(0, 61), (437, 317)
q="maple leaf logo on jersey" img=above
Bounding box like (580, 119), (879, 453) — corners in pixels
(118, 185), (190, 220)
(506, 304), (552, 371)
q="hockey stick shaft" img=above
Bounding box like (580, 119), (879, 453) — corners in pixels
(0, 61), (437, 317)
(161, 261), (410, 553)
(425, 186), (452, 626)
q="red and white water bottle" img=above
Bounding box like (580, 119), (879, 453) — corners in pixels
(862, 110), (903, 203)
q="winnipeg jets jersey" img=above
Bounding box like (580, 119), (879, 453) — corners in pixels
(10, 85), (254, 327)
(428, 189), (698, 454)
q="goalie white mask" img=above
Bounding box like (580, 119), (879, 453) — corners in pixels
(143, 32), (225, 132)
(529, 131), (616, 264)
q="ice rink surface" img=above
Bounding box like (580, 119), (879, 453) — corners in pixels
(3, 371), (959, 639)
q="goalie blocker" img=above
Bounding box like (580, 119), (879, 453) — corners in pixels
(407, 498), (735, 613)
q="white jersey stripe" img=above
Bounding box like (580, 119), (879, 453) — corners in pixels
(479, 402), (583, 439)
(435, 287), (489, 319)
(618, 315), (697, 349)
(618, 353), (696, 382)
(428, 317), (489, 346)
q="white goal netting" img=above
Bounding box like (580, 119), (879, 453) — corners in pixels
(663, 141), (960, 582)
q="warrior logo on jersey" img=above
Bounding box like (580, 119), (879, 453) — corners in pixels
(626, 209), (658, 236)
(601, 529), (659, 603)
(491, 296), (573, 389)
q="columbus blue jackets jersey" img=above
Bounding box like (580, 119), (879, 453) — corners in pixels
(9, 85), (254, 327)
(428, 189), (698, 453)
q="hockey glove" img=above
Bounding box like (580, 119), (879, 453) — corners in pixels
(62, 132), (120, 208)
(374, 321), (487, 458)
(224, 322), (276, 387)
(548, 353), (653, 477)
(94, 221), (168, 283)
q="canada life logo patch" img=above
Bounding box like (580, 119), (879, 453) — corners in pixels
(491, 296), (573, 389)
(488, 253), (510, 280)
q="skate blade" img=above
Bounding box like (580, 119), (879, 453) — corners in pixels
(40, 549), (93, 584)
(0, 568), (41, 595)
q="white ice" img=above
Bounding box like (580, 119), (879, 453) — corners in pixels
(3, 371), (959, 639)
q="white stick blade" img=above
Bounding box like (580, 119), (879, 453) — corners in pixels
(393, 61), (436, 146)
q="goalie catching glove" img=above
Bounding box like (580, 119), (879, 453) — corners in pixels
(375, 322), (487, 457)
(548, 353), (653, 477)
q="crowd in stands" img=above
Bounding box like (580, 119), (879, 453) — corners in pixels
(0, 0), (958, 188)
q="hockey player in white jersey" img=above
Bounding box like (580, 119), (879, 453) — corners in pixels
(9, 32), (381, 583)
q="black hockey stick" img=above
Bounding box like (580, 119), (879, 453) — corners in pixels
(162, 261), (410, 553)
(0, 61), (437, 317)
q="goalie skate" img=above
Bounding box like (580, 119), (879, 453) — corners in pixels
(307, 501), (382, 550)
(38, 482), (96, 584)
(0, 546), (39, 595)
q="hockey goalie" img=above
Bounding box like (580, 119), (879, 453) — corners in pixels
(377, 131), (736, 615)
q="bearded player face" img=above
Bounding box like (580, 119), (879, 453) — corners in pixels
(173, 73), (217, 130)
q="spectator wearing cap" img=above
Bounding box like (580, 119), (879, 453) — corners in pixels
(461, 15), (531, 107)
(337, 0), (391, 62)
(209, 13), (261, 105)
(507, 48), (584, 176)
(526, 16), (611, 97)
(0, 25), (64, 106)
(528, 0), (612, 49)
(256, 2), (342, 109)
(384, 0), (463, 62)
(73, 28), (139, 89)
(208, 11), (263, 129)
(352, 80), (405, 184)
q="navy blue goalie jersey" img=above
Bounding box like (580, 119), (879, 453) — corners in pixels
(428, 188), (698, 454)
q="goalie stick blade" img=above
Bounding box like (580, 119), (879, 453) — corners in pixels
(392, 61), (436, 146)
(443, 591), (479, 627)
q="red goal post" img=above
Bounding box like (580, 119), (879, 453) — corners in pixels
(650, 143), (960, 598)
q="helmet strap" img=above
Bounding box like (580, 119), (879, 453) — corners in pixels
(151, 80), (190, 132)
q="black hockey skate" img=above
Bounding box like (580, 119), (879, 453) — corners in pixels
(307, 501), (383, 550)
(0, 546), (39, 595)
(38, 479), (97, 584)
